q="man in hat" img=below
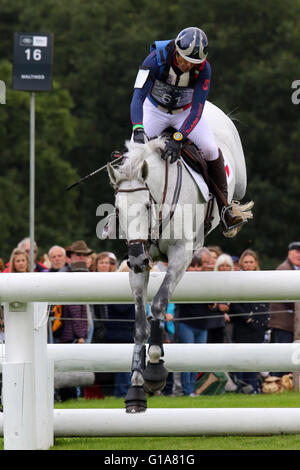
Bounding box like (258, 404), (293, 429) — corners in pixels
(60, 240), (93, 272)
(58, 240), (93, 342)
(268, 242), (300, 375)
(54, 241), (93, 400)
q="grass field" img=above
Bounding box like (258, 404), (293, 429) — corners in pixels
(2, 391), (300, 450)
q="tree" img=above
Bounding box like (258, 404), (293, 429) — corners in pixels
(0, 60), (85, 258)
(1, 0), (300, 266)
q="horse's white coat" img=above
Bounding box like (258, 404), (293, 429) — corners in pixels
(107, 101), (249, 408)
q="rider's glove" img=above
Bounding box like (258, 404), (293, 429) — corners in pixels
(133, 126), (148, 144)
(161, 131), (184, 163)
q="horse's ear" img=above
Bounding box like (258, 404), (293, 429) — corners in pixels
(107, 163), (121, 187)
(141, 161), (149, 181)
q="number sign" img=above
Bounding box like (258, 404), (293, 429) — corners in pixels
(13, 32), (54, 91)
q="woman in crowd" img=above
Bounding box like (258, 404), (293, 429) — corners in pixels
(93, 252), (111, 273)
(229, 249), (269, 393)
(207, 245), (223, 269)
(176, 251), (211, 396)
(8, 248), (30, 273)
(108, 252), (118, 271)
(207, 254), (233, 343)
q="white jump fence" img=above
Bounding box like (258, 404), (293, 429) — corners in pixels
(1, 270), (300, 449)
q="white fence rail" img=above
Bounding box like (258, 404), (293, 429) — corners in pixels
(1, 270), (300, 303)
(2, 343), (300, 373)
(1, 271), (300, 450)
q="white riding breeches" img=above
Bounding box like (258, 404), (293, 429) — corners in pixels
(142, 98), (219, 161)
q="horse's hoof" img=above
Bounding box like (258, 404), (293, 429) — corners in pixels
(143, 359), (168, 393)
(125, 385), (147, 413)
(126, 405), (147, 414)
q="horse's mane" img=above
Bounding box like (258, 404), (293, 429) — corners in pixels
(117, 137), (165, 181)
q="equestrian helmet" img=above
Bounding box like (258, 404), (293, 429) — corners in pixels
(175, 27), (208, 64)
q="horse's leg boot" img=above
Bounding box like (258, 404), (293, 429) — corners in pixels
(148, 319), (165, 358)
(125, 385), (147, 413)
(143, 360), (169, 393)
(143, 319), (168, 393)
(144, 359), (169, 392)
(206, 149), (244, 230)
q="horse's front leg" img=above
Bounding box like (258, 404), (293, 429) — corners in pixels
(144, 242), (192, 393)
(125, 269), (150, 413)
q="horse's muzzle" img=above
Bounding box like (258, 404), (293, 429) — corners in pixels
(127, 242), (151, 273)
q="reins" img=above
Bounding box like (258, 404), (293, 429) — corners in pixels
(115, 158), (183, 246)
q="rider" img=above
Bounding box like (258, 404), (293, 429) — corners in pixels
(130, 26), (244, 234)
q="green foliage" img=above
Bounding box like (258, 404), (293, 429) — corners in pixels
(0, 60), (85, 257)
(0, 0), (300, 265)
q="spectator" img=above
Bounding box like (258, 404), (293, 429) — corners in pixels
(89, 251), (114, 397)
(86, 253), (97, 271)
(61, 240), (94, 272)
(47, 246), (69, 343)
(194, 246), (213, 270)
(8, 248), (30, 273)
(90, 257), (134, 398)
(48, 245), (67, 272)
(91, 252), (112, 346)
(0, 258), (5, 272)
(207, 245), (223, 269)
(3, 238), (48, 272)
(268, 241), (300, 376)
(175, 250), (211, 396)
(57, 240), (91, 401)
(18, 237), (48, 272)
(238, 248), (260, 271)
(229, 249), (269, 393)
(207, 254), (234, 343)
(65, 246), (72, 265)
(93, 252), (111, 273)
(231, 255), (240, 271)
(108, 252), (118, 271)
(106, 260), (135, 397)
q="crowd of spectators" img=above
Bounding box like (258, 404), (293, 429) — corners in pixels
(1, 237), (300, 399)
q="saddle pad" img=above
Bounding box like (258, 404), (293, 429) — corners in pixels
(181, 159), (210, 201)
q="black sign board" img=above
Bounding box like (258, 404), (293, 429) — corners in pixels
(13, 32), (54, 91)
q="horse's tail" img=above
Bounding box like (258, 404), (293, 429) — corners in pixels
(224, 200), (254, 238)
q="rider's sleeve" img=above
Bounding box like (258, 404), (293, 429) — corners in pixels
(130, 51), (159, 128)
(179, 61), (211, 138)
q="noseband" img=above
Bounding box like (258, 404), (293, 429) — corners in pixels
(116, 186), (152, 245)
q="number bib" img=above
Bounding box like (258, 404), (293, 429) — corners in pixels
(150, 79), (193, 110)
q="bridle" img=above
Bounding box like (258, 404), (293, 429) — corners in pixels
(115, 159), (183, 247)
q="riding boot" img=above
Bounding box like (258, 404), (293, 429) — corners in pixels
(206, 149), (244, 231)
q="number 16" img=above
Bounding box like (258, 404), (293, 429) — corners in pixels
(25, 48), (42, 61)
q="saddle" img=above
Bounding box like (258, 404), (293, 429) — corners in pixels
(161, 128), (214, 234)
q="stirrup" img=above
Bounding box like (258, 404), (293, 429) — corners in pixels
(221, 205), (247, 238)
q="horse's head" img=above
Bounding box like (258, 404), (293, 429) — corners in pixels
(107, 153), (152, 273)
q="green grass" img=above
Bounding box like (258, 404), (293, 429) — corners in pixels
(2, 392), (300, 450)
(54, 391), (300, 409)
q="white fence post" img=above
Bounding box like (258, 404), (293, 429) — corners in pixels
(2, 301), (53, 450)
